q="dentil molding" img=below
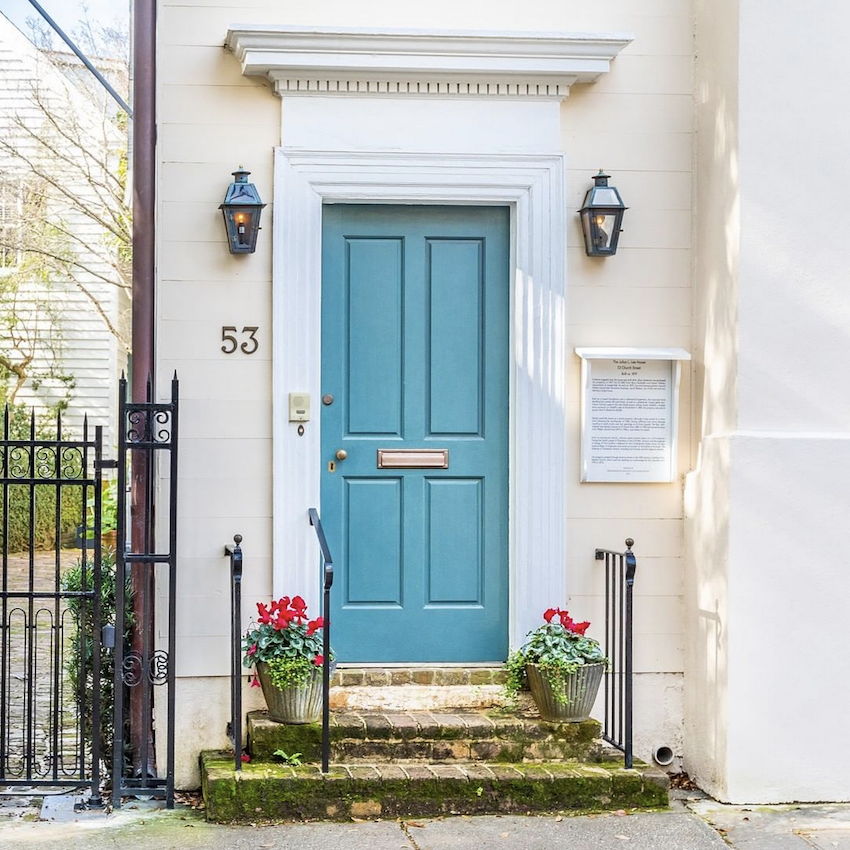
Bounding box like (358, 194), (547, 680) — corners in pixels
(225, 25), (633, 100)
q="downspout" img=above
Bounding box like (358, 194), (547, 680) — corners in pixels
(131, 0), (156, 777)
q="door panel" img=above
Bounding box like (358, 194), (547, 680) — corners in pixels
(427, 239), (484, 435)
(322, 204), (509, 662)
(345, 478), (402, 604)
(426, 478), (483, 605)
(346, 238), (403, 436)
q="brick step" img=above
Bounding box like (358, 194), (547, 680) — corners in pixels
(330, 666), (508, 711)
(247, 709), (622, 764)
(201, 752), (669, 822)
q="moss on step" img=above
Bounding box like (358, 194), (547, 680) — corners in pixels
(200, 751), (669, 823)
(247, 710), (603, 764)
(248, 717), (324, 763)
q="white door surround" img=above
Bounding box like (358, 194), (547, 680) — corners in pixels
(273, 150), (567, 647)
(224, 24), (631, 647)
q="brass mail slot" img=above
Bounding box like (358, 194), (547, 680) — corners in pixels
(377, 449), (449, 469)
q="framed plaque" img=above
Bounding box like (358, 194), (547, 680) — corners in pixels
(575, 347), (691, 483)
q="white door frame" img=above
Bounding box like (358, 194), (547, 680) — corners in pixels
(272, 149), (568, 649)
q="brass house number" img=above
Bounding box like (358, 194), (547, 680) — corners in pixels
(221, 326), (259, 355)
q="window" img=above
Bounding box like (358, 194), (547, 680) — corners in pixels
(0, 180), (25, 271)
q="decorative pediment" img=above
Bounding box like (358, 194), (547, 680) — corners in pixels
(224, 26), (633, 100)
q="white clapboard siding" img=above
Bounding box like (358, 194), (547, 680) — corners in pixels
(0, 14), (128, 449)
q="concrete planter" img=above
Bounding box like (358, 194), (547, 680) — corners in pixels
(256, 661), (323, 724)
(526, 662), (605, 723)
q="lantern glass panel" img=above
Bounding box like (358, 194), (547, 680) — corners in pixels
(222, 207), (260, 253)
(591, 187), (620, 206)
(592, 212), (617, 253)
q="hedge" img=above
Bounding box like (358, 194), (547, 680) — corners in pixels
(0, 484), (85, 553)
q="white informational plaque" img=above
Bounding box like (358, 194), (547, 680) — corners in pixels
(575, 347), (691, 483)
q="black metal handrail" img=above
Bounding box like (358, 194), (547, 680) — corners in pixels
(308, 508), (334, 774)
(224, 534), (243, 772)
(594, 538), (636, 769)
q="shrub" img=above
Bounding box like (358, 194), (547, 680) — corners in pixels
(1, 485), (84, 553)
(61, 549), (133, 775)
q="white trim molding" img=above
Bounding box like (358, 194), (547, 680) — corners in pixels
(273, 149), (568, 650)
(226, 25), (633, 99)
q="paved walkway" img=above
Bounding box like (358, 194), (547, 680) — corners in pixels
(3, 787), (850, 849)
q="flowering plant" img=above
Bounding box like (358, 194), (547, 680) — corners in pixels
(242, 595), (333, 691)
(504, 607), (607, 704)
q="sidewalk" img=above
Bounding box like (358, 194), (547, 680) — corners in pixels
(3, 788), (850, 849)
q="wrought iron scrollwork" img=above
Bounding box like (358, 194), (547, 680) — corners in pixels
(60, 447), (85, 479)
(150, 650), (169, 685)
(120, 650), (170, 686)
(8, 445), (30, 479)
(122, 651), (145, 687)
(125, 407), (173, 444)
(35, 445), (57, 479)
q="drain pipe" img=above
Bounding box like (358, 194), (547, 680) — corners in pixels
(652, 745), (675, 768)
(130, 0), (157, 778)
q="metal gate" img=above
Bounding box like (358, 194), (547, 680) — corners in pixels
(0, 408), (107, 801)
(111, 374), (178, 808)
(1, 375), (179, 806)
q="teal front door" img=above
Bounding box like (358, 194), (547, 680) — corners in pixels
(321, 204), (509, 662)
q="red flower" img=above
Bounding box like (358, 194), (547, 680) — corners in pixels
(307, 617), (324, 636)
(273, 608), (294, 630)
(313, 654), (324, 667)
(241, 752), (251, 763)
(246, 643), (257, 656)
(558, 611), (575, 630)
(542, 607), (591, 635)
(257, 602), (272, 624)
(291, 595), (308, 624)
(249, 674), (261, 688)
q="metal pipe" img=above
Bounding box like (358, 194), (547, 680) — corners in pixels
(25, 0), (133, 117)
(653, 745), (674, 767)
(129, 0), (157, 786)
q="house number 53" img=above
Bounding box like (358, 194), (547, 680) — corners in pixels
(221, 326), (259, 355)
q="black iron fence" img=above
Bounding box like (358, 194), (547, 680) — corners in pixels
(595, 538), (636, 769)
(0, 408), (105, 799)
(308, 508), (333, 774)
(224, 534), (243, 772)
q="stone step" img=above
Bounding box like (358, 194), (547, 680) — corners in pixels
(201, 751), (669, 823)
(329, 666), (508, 711)
(247, 709), (621, 764)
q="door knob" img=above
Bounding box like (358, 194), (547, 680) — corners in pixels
(335, 449), (348, 461)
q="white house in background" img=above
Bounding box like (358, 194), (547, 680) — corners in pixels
(153, 0), (850, 804)
(0, 13), (128, 445)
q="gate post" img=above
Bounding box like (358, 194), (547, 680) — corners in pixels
(112, 374), (179, 809)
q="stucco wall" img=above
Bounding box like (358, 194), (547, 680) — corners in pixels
(684, 0), (738, 801)
(157, 0), (693, 788)
(686, 0), (850, 803)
